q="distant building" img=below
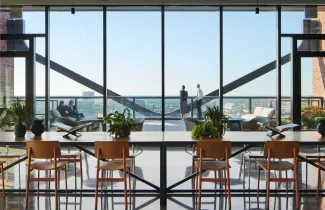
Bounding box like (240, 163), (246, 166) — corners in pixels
(82, 91), (95, 97)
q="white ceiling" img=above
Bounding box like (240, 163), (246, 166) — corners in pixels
(1, 0), (325, 6)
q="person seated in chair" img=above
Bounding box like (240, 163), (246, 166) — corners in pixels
(68, 100), (85, 119)
(57, 100), (69, 117)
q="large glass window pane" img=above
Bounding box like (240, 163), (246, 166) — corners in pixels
(165, 7), (220, 131)
(24, 8), (45, 119)
(281, 6), (305, 125)
(0, 7), (45, 119)
(223, 7), (277, 130)
(106, 8), (161, 131)
(105, 7), (162, 192)
(282, 6), (325, 127)
(50, 7), (103, 127)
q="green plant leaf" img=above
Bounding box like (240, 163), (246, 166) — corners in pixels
(104, 108), (135, 138)
(0, 100), (32, 130)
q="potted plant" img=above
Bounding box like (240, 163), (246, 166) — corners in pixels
(203, 105), (227, 137)
(104, 108), (135, 138)
(192, 105), (227, 138)
(192, 121), (219, 139)
(0, 101), (32, 137)
(301, 106), (325, 130)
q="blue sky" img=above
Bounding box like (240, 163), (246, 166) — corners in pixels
(14, 8), (313, 97)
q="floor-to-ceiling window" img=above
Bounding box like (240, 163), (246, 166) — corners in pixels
(2, 5), (324, 131)
(223, 6), (277, 129)
(281, 6), (325, 129)
(165, 6), (220, 131)
(0, 7), (45, 118)
(106, 7), (162, 131)
(23, 6), (45, 119)
(281, 6), (306, 126)
(50, 7), (103, 122)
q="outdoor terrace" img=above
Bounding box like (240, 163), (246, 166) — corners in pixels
(14, 95), (323, 131)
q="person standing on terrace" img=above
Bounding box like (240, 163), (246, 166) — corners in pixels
(180, 85), (188, 120)
(196, 84), (203, 119)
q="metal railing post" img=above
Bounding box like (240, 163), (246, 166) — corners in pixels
(191, 98), (193, 117)
(133, 97), (136, 119)
(75, 97), (78, 110)
(248, 98), (252, 113)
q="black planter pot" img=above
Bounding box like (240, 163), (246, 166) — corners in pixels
(201, 131), (211, 138)
(30, 119), (45, 136)
(14, 123), (26, 137)
(317, 119), (325, 136)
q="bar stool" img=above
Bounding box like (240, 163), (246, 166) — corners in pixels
(256, 141), (300, 209)
(186, 144), (218, 185)
(195, 141), (232, 210)
(241, 146), (266, 189)
(300, 145), (325, 198)
(94, 141), (132, 210)
(25, 141), (68, 209)
(0, 161), (5, 197)
(129, 145), (142, 183)
(59, 150), (83, 188)
(0, 145), (26, 188)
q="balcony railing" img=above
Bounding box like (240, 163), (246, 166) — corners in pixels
(5, 96), (323, 120)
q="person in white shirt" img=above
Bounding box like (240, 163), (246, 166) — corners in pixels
(196, 84), (203, 119)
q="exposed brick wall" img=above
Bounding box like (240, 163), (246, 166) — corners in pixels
(302, 19), (321, 51)
(0, 11), (14, 106)
(312, 9), (325, 103)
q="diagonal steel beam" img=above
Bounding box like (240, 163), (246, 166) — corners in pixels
(208, 53), (291, 96)
(167, 52), (292, 117)
(36, 54), (106, 95)
(35, 53), (161, 116)
(4, 37), (160, 117)
(4, 34), (299, 118)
